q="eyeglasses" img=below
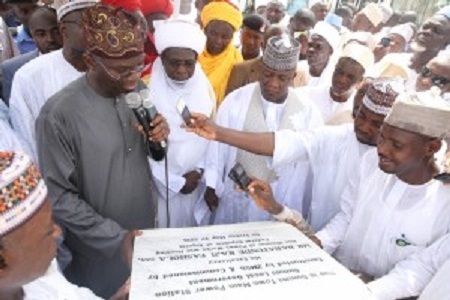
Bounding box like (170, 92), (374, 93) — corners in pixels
(420, 66), (450, 87)
(61, 19), (82, 26)
(93, 56), (146, 81)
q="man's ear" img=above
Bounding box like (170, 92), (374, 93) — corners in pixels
(425, 138), (442, 157)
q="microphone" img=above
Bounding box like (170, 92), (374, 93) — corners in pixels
(125, 92), (151, 134)
(140, 88), (167, 150)
(125, 91), (166, 160)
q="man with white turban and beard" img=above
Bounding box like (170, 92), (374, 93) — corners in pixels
(150, 18), (216, 228)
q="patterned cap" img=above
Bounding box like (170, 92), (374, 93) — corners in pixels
(385, 91), (450, 139)
(83, 3), (145, 58)
(263, 34), (300, 71)
(0, 152), (47, 237)
(362, 78), (404, 116)
(56, 0), (99, 21)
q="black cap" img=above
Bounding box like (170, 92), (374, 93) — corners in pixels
(243, 14), (267, 33)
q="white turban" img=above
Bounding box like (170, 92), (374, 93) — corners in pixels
(389, 24), (414, 44)
(310, 21), (341, 52)
(341, 42), (374, 71)
(154, 18), (206, 55)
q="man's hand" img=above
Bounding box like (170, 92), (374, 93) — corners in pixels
(204, 187), (219, 211)
(247, 179), (283, 215)
(373, 45), (388, 63)
(184, 112), (219, 140)
(109, 278), (130, 300)
(180, 170), (202, 194)
(120, 230), (142, 269)
(134, 113), (170, 142)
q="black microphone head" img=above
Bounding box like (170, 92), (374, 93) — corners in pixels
(125, 92), (142, 109)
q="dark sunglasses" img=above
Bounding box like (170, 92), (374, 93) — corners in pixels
(420, 67), (450, 87)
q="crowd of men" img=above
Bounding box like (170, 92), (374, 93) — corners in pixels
(0, 0), (450, 299)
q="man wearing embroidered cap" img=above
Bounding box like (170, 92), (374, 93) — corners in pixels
(200, 34), (323, 224)
(198, 1), (243, 105)
(186, 77), (403, 231)
(0, 151), (108, 299)
(36, 3), (169, 297)
(297, 41), (374, 123)
(149, 18), (215, 228)
(298, 20), (340, 87)
(9, 0), (98, 163)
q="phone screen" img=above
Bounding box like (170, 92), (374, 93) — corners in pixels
(176, 98), (192, 125)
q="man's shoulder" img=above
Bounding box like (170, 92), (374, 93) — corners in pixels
(2, 50), (38, 72)
(232, 57), (261, 72)
(14, 50), (62, 79)
(41, 77), (87, 117)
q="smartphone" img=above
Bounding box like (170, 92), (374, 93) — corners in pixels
(435, 173), (450, 183)
(176, 98), (192, 126)
(228, 163), (252, 193)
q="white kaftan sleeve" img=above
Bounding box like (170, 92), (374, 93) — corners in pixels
(315, 148), (364, 254)
(9, 71), (38, 162)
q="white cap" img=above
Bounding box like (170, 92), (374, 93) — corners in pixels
(341, 42), (374, 71)
(360, 3), (384, 27)
(389, 23), (414, 44)
(378, 3), (394, 23)
(56, 0), (98, 21)
(310, 21), (341, 52)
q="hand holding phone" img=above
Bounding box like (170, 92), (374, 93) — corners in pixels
(228, 163), (253, 193)
(176, 98), (192, 126)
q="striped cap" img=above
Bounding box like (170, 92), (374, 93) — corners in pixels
(56, 0), (99, 21)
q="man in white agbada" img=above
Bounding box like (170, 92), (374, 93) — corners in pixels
(297, 42), (374, 124)
(236, 90), (450, 299)
(0, 151), (107, 300)
(203, 34), (323, 225)
(352, 3), (384, 34)
(8, 0), (97, 162)
(367, 233), (450, 299)
(150, 18), (215, 228)
(187, 78), (402, 231)
(297, 21), (340, 87)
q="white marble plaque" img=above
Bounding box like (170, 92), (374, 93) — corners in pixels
(130, 222), (372, 300)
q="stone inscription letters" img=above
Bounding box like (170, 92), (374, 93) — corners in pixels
(130, 222), (372, 300)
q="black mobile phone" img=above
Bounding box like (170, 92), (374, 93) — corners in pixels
(228, 163), (252, 192)
(380, 37), (391, 47)
(176, 98), (192, 126)
(434, 173), (450, 183)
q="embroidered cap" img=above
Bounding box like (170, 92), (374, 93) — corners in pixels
(263, 34), (300, 71)
(362, 78), (404, 116)
(0, 152), (47, 237)
(83, 3), (145, 59)
(56, 0), (99, 21)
